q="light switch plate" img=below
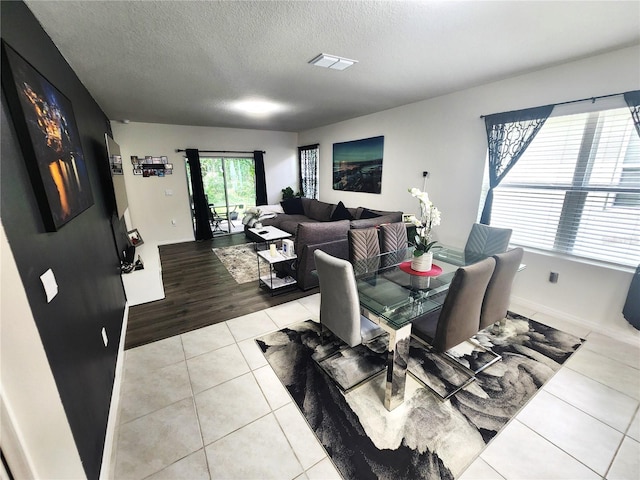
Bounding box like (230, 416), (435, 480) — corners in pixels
(40, 268), (58, 303)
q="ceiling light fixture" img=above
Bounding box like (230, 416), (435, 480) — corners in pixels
(309, 53), (357, 71)
(230, 98), (285, 117)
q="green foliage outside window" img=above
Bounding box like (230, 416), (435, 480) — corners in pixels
(201, 157), (256, 212)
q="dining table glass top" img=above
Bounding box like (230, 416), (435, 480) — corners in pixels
(352, 247), (454, 329)
(353, 245), (524, 330)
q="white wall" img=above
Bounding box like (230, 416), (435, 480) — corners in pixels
(299, 45), (640, 340)
(110, 122), (298, 245)
(0, 224), (85, 479)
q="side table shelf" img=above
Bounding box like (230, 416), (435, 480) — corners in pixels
(256, 249), (297, 294)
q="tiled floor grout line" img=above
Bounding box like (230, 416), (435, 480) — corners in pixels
(179, 334), (212, 480)
(271, 403), (314, 479)
(542, 387), (635, 436)
(564, 363), (640, 402)
(507, 419), (603, 478)
(115, 301), (638, 480)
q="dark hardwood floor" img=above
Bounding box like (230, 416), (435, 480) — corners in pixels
(124, 233), (317, 349)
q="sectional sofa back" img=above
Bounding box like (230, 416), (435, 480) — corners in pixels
(298, 198), (401, 225)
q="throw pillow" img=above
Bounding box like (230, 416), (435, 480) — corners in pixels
(331, 201), (353, 221)
(281, 197), (304, 215)
(359, 208), (381, 219)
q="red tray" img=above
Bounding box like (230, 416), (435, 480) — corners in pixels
(399, 261), (443, 277)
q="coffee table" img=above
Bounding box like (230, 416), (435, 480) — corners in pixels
(247, 225), (291, 246)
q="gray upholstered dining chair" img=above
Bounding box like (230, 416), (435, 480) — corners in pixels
(313, 250), (387, 392)
(379, 222), (408, 252)
(314, 250), (385, 347)
(379, 222), (408, 267)
(348, 228), (380, 273)
(411, 256), (496, 353)
(464, 223), (512, 263)
(408, 257), (496, 399)
(480, 247), (524, 331)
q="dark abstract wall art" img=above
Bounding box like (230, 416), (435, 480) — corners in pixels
(333, 135), (384, 194)
(1, 41), (93, 231)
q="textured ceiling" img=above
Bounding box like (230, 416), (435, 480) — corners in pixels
(24, 0), (640, 132)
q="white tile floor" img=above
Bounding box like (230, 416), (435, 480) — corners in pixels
(111, 296), (640, 479)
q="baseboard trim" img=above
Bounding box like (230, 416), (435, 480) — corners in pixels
(511, 295), (639, 346)
(99, 303), (129, 480)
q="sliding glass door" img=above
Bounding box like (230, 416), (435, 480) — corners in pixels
(186, 156), (256, 235)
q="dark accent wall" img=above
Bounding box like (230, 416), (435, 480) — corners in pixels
(1, 3), (126, 479)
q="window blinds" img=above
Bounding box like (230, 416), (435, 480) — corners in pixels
(490, 106), (640, 267)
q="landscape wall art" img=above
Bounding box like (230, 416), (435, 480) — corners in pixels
(1, 41), (93, 231)
(333, 135), (384, 194)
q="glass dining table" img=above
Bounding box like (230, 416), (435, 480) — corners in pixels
(352, 246), (488, 411)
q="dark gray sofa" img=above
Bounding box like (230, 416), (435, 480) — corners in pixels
(245, 198), (402, 290)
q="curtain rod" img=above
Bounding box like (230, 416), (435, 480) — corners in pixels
(480, 92), (625, 119)
(175, 149), (265, 154)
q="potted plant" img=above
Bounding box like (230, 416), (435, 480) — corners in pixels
(407, 187), (441, 272)
(281, 186), (298, 200)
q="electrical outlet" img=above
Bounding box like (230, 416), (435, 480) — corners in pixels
(422, 171), (429, 178)
(549, 272), (559, 283)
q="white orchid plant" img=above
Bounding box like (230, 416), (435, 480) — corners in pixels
(407, 187), (441, 257)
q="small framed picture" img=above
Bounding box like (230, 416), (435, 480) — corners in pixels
(127, 229), (144, 247)
(402, 213), (415, 223)
(130, 155), (139, 165)
(161, 156), (168, 163)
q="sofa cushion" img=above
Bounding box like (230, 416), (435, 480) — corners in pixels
(359, 208), (381, 219)
(330, 201), (353, 221)
(351, 212), (403, 229)
(307, 199), (334, 221)
(295, 220), (351, 251)
(281, 197), (305, 215)
(279, 217), (318, 234)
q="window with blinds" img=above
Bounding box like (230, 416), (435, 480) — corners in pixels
(490, 106), (640, 267)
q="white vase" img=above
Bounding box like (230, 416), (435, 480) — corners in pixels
(411, 251), (433, 272)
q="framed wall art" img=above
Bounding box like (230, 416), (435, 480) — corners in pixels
(332, 135), (384, 194)
(127, 228), (144, 247)
(1, 41), (93, 231)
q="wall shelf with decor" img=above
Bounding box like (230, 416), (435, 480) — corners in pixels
(130, 155), (173, 177)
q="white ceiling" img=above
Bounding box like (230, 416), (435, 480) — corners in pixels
(24, 0), (640, 132)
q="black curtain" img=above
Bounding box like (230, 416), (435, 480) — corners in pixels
(254, 150), (268, 205)
(480, 105), (554, 224)
(186, 149), (213, 240)
(623, 265), (640, 330)
(298, 144), (319, 199)
(624, 90), (640, 136)
(622, 91), (640, 329)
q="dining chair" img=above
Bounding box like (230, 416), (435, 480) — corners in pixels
(314, 250), (384, 347)
(313, 250), (387, 391)
(464, 223), (512, 263)
(479, 247), (524, 331)
(379, 222), (408, 252)
(408, 256), (496, 399)
(348, 228), (381, 273)
(411, 256), (496, 352)
(379, 222), (408, 267)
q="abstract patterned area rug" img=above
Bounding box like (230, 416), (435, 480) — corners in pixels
(212, 244), (258, 284)
(255, 313), (584, 480)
